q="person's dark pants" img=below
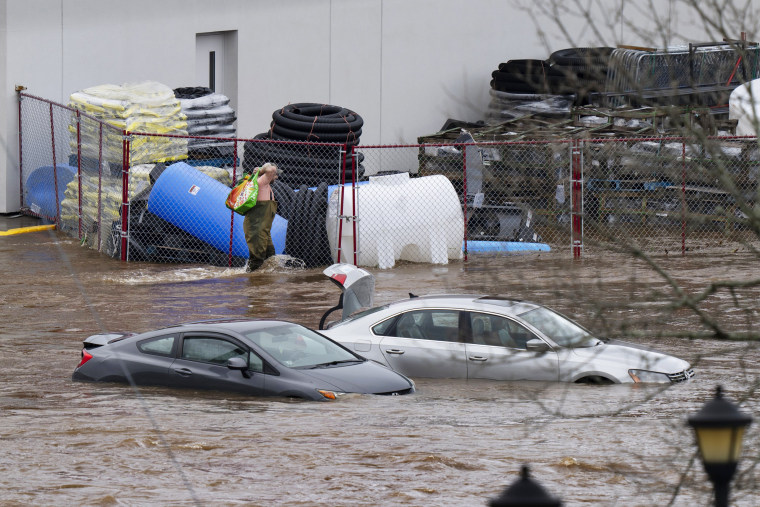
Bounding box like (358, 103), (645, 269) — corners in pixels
(243, 200), (278, 271)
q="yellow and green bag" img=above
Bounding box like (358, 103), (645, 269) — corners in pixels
(225, 169), (260, 215)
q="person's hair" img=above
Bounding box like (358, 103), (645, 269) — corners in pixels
(261, 162), (278, 174)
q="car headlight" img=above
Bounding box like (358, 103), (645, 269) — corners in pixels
(317, 389), (347, 400)
(629, 369), (671, 383)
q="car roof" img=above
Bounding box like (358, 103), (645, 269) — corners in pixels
(164, 318), (298, 333)
(384, 294), (541, 315)
(91, 319), (313, 347)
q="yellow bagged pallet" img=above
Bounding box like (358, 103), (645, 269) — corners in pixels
(79, 82), (177, 109)
(69, 81), (189, 165)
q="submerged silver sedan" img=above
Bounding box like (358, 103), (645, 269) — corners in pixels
(319, 264), (694, 384)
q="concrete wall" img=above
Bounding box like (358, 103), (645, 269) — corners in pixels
(0, 0), (8, 212)
(0, 0), (736, 212)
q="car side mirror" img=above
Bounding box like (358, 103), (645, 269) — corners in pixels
(227, 357), (251, 378)
(526, 339), (550, 353)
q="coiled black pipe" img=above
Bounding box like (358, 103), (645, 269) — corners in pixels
(282, 182), (333, 268)
(269, 102), (363, 146)
(243, 103), (364, 188)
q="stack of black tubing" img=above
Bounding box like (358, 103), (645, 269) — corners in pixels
(490, 47), (613, 106)
(244, 103), (364, 188)
(548, 47), (613, 100)
(491, 59), (563, 95)
(271, 103), (363, 145)
(272, 181), (333, 268)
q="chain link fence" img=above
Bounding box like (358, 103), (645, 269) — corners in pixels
(20, 94), (126, 254)
(344, 141), (570, 268)
(580, 135), (759, 254)
(19, 92), (355, 267)
(18, 92), (760, 268)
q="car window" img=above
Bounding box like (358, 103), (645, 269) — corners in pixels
(468, 313), (537, 350)
(138, 334), (176, 356)
(372, 316), (397, 336)
(244, 323), (360, 368)
(518, 307), (598, 348)
(392, 310), (460, 342)
(181, 336), (248, 365)
(248, 352), (264, 373)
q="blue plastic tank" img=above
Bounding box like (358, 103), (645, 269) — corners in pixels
(148, 162), (286, 257)
(24, 164), (77, 220)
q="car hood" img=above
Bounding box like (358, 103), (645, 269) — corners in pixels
(570, 342), (690, 373)
(297, 361), (413, 394)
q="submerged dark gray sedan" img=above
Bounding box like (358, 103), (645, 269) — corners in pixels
(73, 319), (415, 401)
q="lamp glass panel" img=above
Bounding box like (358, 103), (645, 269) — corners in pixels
(696, 427), (746, 464)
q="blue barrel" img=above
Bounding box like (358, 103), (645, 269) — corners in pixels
(25, 164), (77, 220)
(149, 162), (286, 258)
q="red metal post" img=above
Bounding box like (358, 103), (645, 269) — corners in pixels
(681, 141), (686, 256)
(571, 140), (583, 259)
(97, 124), (103, 251)
(336, 146), (346, 264)
(120, 131), (130, 261)
(335, 200), (344, 263)
(49, 103), (60, 223)
(462, 141), (468, 262)
(228, 140), (239, 267)
(76, 110), (82, 238)
(349, 145), (358, 266)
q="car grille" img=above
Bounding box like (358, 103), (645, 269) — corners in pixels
(377, 387), (414, 396)
(668, 368), (695, 383)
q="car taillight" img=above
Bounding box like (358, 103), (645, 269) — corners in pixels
(77, 349), (93, 368)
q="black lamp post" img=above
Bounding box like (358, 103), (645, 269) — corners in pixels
(489, 465), (563, 507)
(688, 385), (753, 507)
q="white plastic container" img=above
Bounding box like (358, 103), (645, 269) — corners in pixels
(327, 173), (464, 269)
(729, 79), (760, 136)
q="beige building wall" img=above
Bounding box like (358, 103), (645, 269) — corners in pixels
(1, 0), (744, 212)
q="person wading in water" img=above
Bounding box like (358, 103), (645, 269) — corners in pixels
(243, 162), (279, 272)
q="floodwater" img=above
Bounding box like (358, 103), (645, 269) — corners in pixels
(1, 215), (759, 506)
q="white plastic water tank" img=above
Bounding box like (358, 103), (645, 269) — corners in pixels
(729, 79), (760, 135)
(326, 173), (464, 269)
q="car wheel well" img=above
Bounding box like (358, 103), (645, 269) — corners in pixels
(574, 375), (614, 385)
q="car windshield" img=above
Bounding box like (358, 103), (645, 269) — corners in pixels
(244, 323), (362, 368)
(518, 307), (599, 348)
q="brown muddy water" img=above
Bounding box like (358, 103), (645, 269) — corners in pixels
(1, 215), (759, 506)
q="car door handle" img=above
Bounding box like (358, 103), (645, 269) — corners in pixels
(173, 367), (193, 376)
(468, 356), (488, 362)
(385, 349), (405, 355)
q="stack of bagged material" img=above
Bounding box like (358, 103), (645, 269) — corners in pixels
(174, 87), (237, 158)
(68, 81), (188, 166)
(486, 89), (574, 122)
(58, 164), (154, 241)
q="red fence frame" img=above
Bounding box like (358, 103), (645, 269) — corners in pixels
(18, 91), (128, 257)
(571, 139), (583, 258)
(17, 91), (759, 266)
